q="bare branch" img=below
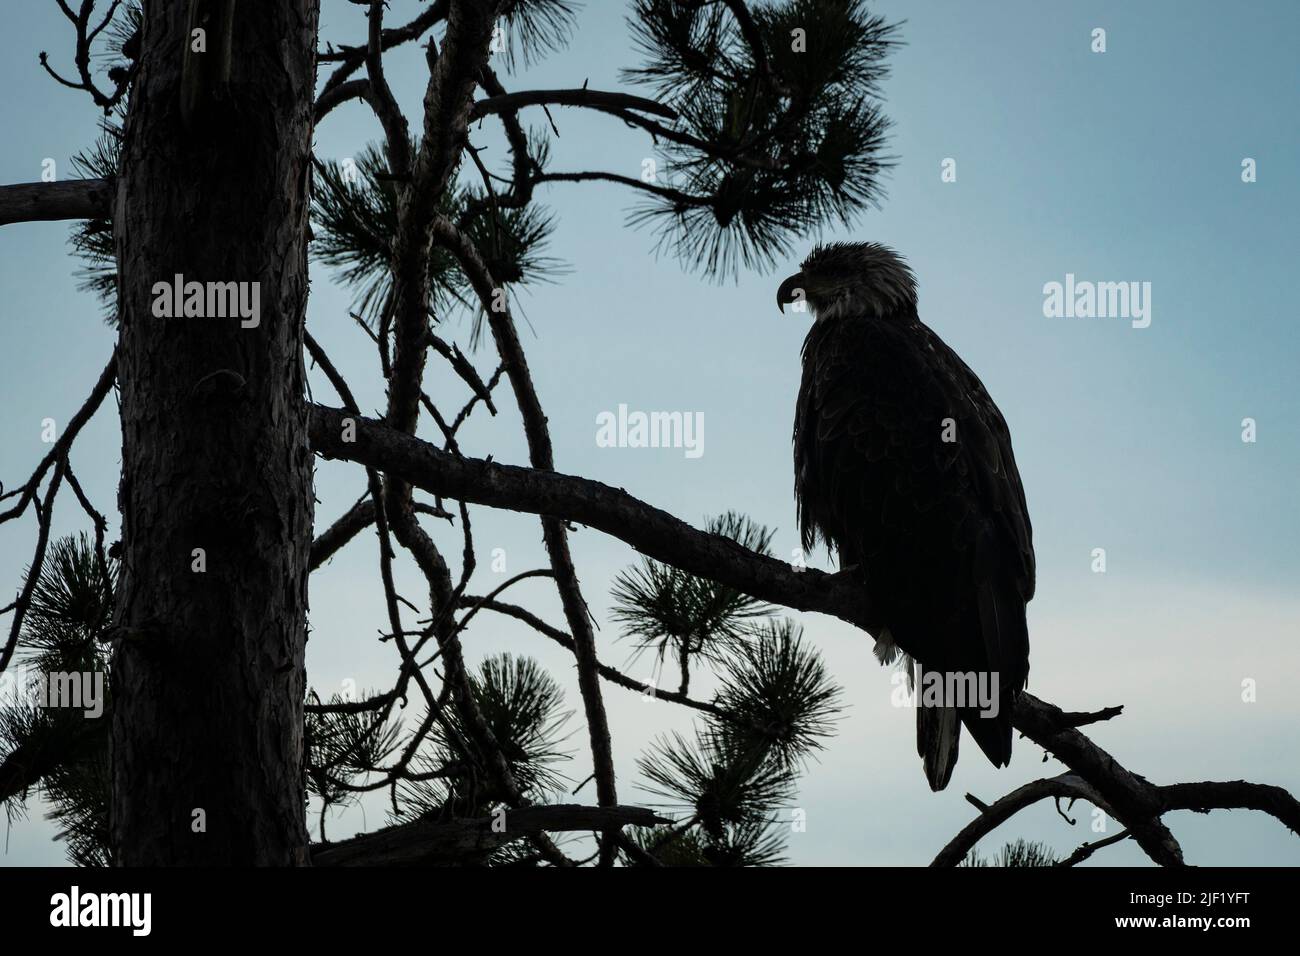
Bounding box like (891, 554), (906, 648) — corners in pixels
(1, 353), (117, 525)
(363, 0), (413, 179)
(1159, 781), (1300, 836)
(308, 403), (875, 630)
(1010, 693), (1186, 866)
(430, 214), (623, 863)
(534, 171), (711, 207)
(1056, 829), (1133, 867)
(1057, 705), (1125, 729)
(38, 0), (132, 111)
(1, 458), (67, 675)
(425, 330), (497, 415)
(358, 4), (560, 864)
(310, 803), (668, 866)
(319, 0), (449, 81)
(460, 595), (727, 718)
(456, 66), (535, 223)
(314, 78), (371, 122)
(0, 179), (112, 226)
(310, 497), (452, 571)
(931, 773), (1113, 867)
(470, 87), (678, 122)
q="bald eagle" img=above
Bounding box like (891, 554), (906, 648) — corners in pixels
(779, 242), (1034, 791)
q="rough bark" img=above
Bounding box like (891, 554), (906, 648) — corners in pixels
(109, 0), (319, 865)
(0, 178), (111, 225)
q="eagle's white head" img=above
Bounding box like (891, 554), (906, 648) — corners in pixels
(776, 241), (917, 323)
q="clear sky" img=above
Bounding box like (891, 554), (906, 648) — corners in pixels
(2, 0), (1298, 865)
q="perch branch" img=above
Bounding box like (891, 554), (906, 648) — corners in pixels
(307, 403), (876, 631)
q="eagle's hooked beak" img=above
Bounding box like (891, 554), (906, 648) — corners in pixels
(776, 272), (806, 314)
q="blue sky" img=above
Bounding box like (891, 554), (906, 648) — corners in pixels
(2, 0), (1298, 865)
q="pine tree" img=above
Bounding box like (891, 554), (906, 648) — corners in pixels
(5, 0), (1291, 868)
(4, 0), (899, 865)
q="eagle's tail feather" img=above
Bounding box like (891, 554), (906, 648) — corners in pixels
(963, 576), (1030, 768)
(960, 701), (1011, 769)
(917, 700), (960, 791)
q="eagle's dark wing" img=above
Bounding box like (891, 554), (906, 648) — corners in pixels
(794, 313), (1033, 789)
(915, 324), (1036, 602)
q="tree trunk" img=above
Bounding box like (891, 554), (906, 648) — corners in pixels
(110, 0), (319, 865)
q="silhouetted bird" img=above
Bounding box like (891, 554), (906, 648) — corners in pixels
(779, 242), (1034, 790)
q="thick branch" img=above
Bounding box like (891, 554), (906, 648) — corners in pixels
(1011, 692), (1184, 866)
(0, 720), (102, 806)
(310, 803), (667, 866)
(1159, 781), (1300, 836)
(363, 0), (412, 179)
(314, 78), (371, 122)
(0, 178), (112, 226)
(307, 404), (876, 632)
(470, 88), (677, 121)
(930, 773), (1107, 867)
(935, 713), (1300, 866)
